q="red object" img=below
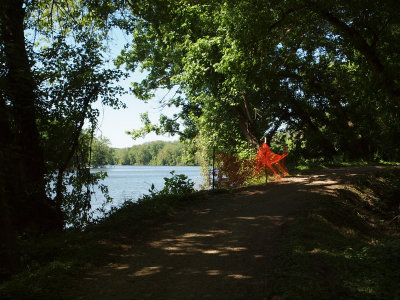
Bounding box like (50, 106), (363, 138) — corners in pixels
(214, 143), (289, 188)
(255, 143), (289, 178)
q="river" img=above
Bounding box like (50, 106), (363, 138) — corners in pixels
(90, 165), (203, 211)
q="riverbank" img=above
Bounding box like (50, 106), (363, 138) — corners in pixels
(1, 166), (399, 299)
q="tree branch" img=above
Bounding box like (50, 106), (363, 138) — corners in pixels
(54, 86), (99, 206)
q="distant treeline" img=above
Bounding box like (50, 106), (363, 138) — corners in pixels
(91, 137), (199, 167)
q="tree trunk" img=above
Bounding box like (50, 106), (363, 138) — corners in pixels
(231, 92), (261, 148)
(0, 0), (63, 233)
(0, 95), (19, 280)
(54, 86), (98, 209)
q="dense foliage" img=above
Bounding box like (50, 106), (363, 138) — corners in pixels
(117, 0), (400, 164)
(89, 137), (199, 167)
(113, 140), (199, 166)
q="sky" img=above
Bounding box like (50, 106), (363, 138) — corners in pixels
(91, 29), (180, 148)
(93, 77), (180, 148)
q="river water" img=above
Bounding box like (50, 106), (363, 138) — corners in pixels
(90, 165), (203, 211)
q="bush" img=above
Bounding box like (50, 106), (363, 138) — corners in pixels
(150, 171), (195, 196)
(95, 171), (197, 230)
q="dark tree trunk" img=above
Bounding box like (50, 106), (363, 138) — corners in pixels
(0, 0), (63, 233)
(231, 92), (261, 148)
(0, 95), (19, 281)
(54, 86), (97, 209)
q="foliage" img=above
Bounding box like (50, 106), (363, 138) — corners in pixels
(115, 0), (400, 170)
(91, 135), (115, 167)
(214, 152), (257, 188)
(1, 0), (128, 230)
(112, 140), (200, 166)
(156, 171), (195, 196)
(0, 0), (129, 281)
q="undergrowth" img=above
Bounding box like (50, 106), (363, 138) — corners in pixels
(270, 168), (400, 299)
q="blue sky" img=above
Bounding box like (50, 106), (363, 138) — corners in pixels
(93, 75), (180, 148)
(92, 29), (180, 148)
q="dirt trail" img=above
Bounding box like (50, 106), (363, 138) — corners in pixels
(67, 166), (389, 300)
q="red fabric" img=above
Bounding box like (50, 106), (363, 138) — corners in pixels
(255, 143), (289, 177)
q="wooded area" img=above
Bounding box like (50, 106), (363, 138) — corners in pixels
(1, 0), (399, 281)
(90, 138), (199, 167)
(122, 0), (400, 162)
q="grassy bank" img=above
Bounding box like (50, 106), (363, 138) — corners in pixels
(270, 168), (400, 299)
(0, 174), (202, 299)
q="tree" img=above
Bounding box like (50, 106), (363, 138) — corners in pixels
(0, 0), (62, 235)
(111, 141), (198, 166)
(116, 0), (400, 162)
(0, 0), (127, 277)
(91, 136), (114, 167)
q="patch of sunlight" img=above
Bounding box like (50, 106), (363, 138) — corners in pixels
(193, 208), (212, 215)
(208, 229), (231, 234)
(227, 274), (253, 279)
(168, 252), (189, 256)
(223, 246), (247, 252)
(120, 244), (132, 250)
(162, 246), (181, 251)
(131, 266), (162, 277)
(309, 248), (337, 256)
(206, 270), (221, 276)
(202, 249), (221, 254)
(182, 233), (215, 238)
(107, 263), (130, 270)
(150, 238), (175, 247)
(237, 217), (256, 220)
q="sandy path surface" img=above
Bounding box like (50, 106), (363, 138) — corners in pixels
(68, 166), (390, 300)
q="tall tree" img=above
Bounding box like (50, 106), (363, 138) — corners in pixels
(0, 0), (62, 233)
(0, 0), (128, 277)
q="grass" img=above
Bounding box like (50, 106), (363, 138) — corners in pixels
(269, 168), (400, 299)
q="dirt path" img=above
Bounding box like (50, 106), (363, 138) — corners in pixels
(67, 166), (390, 300)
